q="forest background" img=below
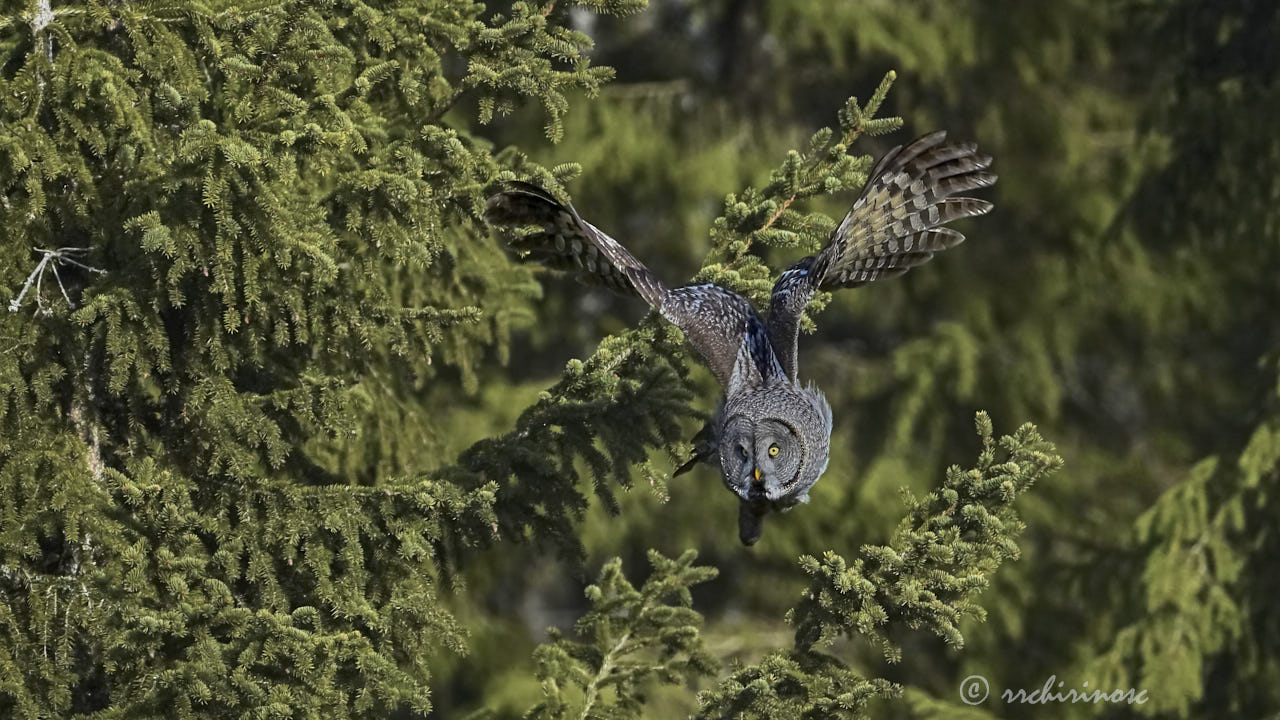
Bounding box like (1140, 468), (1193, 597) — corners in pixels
(1, 0), (1277, 719)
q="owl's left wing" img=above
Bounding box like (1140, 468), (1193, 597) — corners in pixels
(484, 181), (665, 304)
(767, 131), (996, 381)
(486, 182), (783, 392)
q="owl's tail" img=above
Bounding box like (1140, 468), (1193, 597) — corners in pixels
(484, 182), (667, 309)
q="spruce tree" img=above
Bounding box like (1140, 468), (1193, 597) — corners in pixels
(0, 0), (658, 716)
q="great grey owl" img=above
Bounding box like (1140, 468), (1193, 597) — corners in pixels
(485, 131), (995, 545)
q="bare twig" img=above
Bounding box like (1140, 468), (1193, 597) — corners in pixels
(8, 247), (106, 313)
(50, 261), (72, 307)
(10, 254), (52, 313)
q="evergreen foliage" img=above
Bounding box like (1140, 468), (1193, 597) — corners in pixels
(0, 0), (659, 717)
(696, 71), (900, 311)
(451, 321), (694, 559)
(524, 550), (717, 720)
(694, 415), (1060, 718)
(517, 416), (1060, 719)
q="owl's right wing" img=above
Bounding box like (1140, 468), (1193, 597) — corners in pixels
(486, 183), (783, 392)
(766, 131), (996, 381)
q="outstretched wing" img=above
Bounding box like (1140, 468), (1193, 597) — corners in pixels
(485, 182), (783, 391)
(766, 131), (996, 381)
(484, 181), (665, 304)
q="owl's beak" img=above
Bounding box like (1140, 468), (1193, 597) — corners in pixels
(753, 467), (762, 483)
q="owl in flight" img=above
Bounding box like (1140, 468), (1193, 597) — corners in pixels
(485, 131), (995, 545)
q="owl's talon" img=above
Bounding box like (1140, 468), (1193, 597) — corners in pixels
(672, 455), (701, 477)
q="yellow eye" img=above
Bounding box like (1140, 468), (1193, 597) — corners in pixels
(739, 447), (749, 460)
(768, 444), (780, 457)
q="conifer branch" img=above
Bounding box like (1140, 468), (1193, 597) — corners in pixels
(524, 550), (718, 720)
(578, 627), (631, 720)
(445, 321), (696, 560)
(524, 416), (1060, 719)
(1088, 366), (1280, 716)
(695, 414), (1062, 718)
(738, 70), (899, 255)
(790, 414), (1062, 655)
(250, 12), (298, 101)
(694, 72), (902, 312)
(754, 195), (795, 238)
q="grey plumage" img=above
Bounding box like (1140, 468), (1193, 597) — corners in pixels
(485, 132), (995, 545)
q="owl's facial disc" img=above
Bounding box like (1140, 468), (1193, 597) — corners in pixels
(718, 414), (810, 507)
(718, 384), (833, 516)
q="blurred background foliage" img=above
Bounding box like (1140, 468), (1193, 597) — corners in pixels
(422, 0), (1279, 717)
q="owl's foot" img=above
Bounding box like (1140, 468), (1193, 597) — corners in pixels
(672, 419), (719, 476)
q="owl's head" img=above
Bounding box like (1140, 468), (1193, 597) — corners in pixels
(717, 382), (832, 544)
